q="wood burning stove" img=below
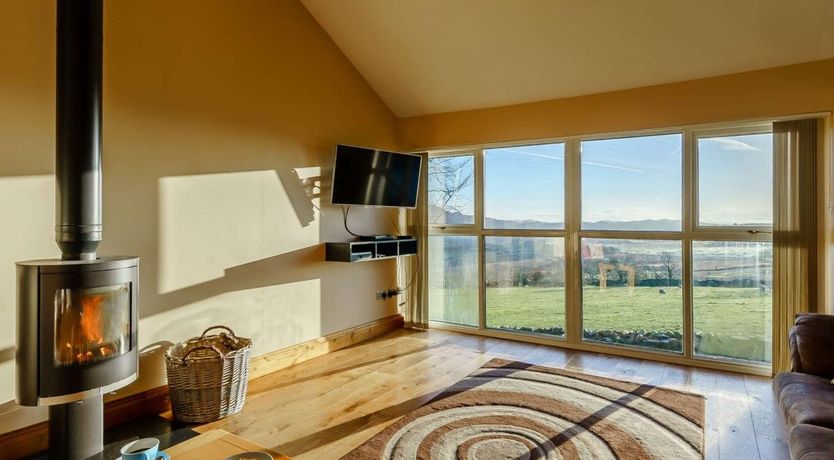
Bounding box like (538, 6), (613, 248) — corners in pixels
(15, 1), (140, 458)
(17, 258), (139, 405)
(16, 257), (139, 457)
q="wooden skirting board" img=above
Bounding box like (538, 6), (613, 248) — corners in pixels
(249, 313), (404, 380)
(0, 314), (404, 459)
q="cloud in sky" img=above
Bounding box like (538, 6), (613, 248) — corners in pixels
(498, 148), (646, 173)
(704, 137), (760, 151)
(582, 160), (645, 174)
(497, 148), (562, 160)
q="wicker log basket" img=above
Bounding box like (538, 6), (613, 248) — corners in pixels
(165, 325), (252, 423)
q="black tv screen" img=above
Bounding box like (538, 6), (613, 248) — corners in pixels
(331, 145), (422, 208)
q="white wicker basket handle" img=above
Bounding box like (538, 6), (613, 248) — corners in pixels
(180, 345), (225, 363)
(200, 325), (237, 339)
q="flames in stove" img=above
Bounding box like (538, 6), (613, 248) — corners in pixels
(77, 294), (112, 361)
(54, 285), (130, 367)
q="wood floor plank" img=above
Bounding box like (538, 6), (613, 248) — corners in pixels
(588, 353), (621, 378)
(716, 373), (761, 460)
(745, 375), (790, 460)
(660, 362), (693, 391)
(704, 390), (721, 460)
(633, 359), (667, 385)
(689, 367), (718, 394)
(611, 356), (643, 382)
(687, 367), (721, 459)
(564, 351), (602, 373)
(524, 343), (575, 368)
(197, 328), (784, 460)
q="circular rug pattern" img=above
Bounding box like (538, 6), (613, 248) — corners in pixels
(341, 358), (704, 460)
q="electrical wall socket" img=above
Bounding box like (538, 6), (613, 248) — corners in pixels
(376, 288), (401, 300)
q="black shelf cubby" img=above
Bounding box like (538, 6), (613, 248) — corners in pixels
(325, 238), (417, 262)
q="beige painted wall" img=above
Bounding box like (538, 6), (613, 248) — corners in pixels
(0, 0), (401, 429)
(398, 58), (834, 150)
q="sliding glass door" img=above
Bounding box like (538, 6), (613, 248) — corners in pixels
(427, 122), (774, 369)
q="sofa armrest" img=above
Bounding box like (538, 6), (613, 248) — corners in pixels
(789, 326), (803, 373)
(791, 313), (834, 378)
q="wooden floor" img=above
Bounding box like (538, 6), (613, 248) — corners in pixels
(198, 328), (789, 459)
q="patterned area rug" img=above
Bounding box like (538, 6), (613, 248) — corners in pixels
(342, 358), (705, 459)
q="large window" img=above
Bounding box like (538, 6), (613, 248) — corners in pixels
(697, 133), (773, 227)
(579, 134), (684, 354)
(428, 235), (478, 326)
(581, 134), (682, 231)
(692, 130), (774, 363)
(428, 123), (774, 369)
(486, 237), (566, 336)
(428, 155), (474, 225)
(581, 239), (683, 352)
(485, 144), (564, 229)
(692, 241), (772, 362)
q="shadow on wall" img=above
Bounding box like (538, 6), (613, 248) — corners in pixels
(137, 341), (175, 390)
(0, 148), (398, 409)
(0, 0), (401, 411)
(0, 146), (398, 411)
(278, 167), (323, 228)
(91, 0), (404, 399)
(0, 174), (57, 406)
(0, 347), (13, 364)
(127, 155), (397, 397)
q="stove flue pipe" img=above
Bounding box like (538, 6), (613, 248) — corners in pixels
(56, 0), (103, 261)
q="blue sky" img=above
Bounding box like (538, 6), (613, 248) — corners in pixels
(485, 143), (564, 224)
(698, 133), (772, 226)
(580, 134), (681, 225)
(433, 131), (772, 227)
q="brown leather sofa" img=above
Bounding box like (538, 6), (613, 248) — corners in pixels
(775, 313), (834, 459)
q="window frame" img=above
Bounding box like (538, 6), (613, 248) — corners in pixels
(426, 119), (786, 376)
(427, 151), (479, 231)
(575, 131), (687, 357)
(691, 124), (774, 234)
(578, 130), (685, 234)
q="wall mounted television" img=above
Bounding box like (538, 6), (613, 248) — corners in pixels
(331, 144), (422, 208)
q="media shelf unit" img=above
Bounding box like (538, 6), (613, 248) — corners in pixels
(326, 238), (417, 263)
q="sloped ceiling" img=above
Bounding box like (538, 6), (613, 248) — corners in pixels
(301, 0), (834, 117)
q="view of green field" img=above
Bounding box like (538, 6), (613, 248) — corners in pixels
(429, 286), (772, 363)
(427, 234), (773, 363)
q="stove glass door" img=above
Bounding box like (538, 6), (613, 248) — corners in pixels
(53, 283), (131, 367)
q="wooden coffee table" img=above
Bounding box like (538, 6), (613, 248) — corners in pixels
(163, 430), (292, 460)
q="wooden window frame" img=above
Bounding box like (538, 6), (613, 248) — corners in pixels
(425, 114), (824, 376)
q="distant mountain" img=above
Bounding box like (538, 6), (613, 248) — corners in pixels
(429, 208), (682, 231)
(582, 219), (681, 231)
(485, 216), (563, 229)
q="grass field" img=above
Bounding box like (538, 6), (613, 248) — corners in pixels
(429, 286), (772, 362)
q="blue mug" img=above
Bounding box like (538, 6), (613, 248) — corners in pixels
(120, 438), (170, 460)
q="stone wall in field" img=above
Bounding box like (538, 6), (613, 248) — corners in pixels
(492, 325), (769, 363)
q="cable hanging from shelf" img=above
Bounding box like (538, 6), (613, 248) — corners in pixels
(341, 205), (374, 239)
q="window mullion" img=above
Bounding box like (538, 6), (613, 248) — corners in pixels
(475, 149), (486, 330)
(428, 225), (477, 235)
(565, 139), (582, 345)
(683, 129), (695, 359)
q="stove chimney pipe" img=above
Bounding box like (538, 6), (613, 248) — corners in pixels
(56, 0), (103, 261)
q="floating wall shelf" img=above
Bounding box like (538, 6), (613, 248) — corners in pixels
(325, 239), (417, 263)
